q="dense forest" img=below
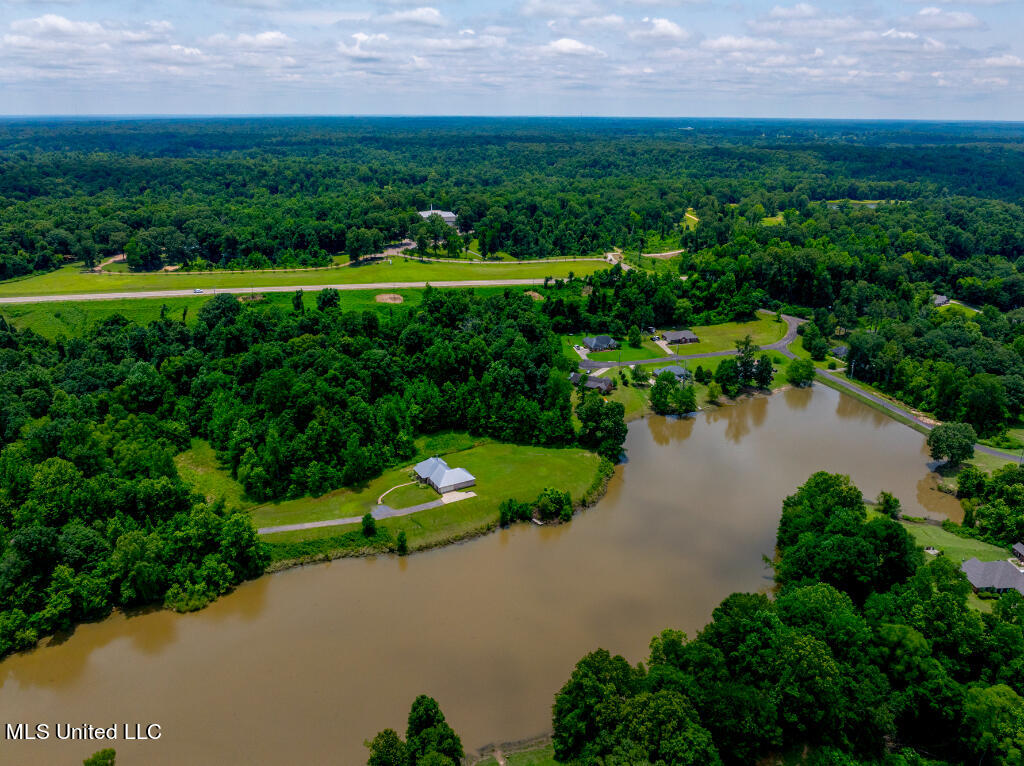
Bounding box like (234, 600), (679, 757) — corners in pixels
(369, 473), (1024, 765)
(0, 287), (627, 659)
(2, 117), (1023, 278)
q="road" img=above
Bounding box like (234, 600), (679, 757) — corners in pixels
(0, 278), (553, 305)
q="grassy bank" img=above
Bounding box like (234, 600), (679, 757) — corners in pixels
(900, 519), (1008, 563)
(257, 441), (604, 564)
(0, 258), (605, 297)
(174, 439), (252, 510)
(674, 316), (786, 354)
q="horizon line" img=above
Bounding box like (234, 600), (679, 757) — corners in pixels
(0, 113), (1023, 125)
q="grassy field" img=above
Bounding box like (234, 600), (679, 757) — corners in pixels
(605, 381), (651, 421)
(0, 258), (605, 297)
(258, 441), (603, 562)
(1, 286), (541, 339)
(787, 335), (846, 369)
(901, 520), (1008, 563)
(665, 316), (786, 355)
(761, 213), (785, 226)
(174, 439), (252, 511)
(683, 208), (700, 230)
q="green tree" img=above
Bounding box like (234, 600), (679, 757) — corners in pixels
(628, 325), (642, 348)
(366, 728), (407, 766)
(362, 513), (377, 537)
(650, 371), (678, 415)
(877, 491), (902, 519)
(317, 288), (340, 312)
(631, 364), (649, 386)
(754, 354), (774, 389)
(926, 422), (977, 466)
(786, 359), (815, 388)
(735, 335), (758, 383)
(396, 530), (408, 555)
(83, 749), (116, 766)
(292, 289), (304, 314)
(406, 695), (463, 765)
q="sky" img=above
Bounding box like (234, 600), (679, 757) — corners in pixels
(1, 0), (1022, 119)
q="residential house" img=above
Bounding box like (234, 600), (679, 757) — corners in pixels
(570, 372), (614, 394)
(1014, 542), (1024, 564)
(418, 207), (459, 227)
(933, 294), (950, 307)
(413, 457), (476, 494)
(961, 557), (1024, 596)
(654, 364), (692, 382)
(663, 330), (699, 345)
(582, 335), (618, 352)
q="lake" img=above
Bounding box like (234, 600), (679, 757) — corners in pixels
(0, 385), (961, 765)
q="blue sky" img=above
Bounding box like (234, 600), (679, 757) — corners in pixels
(1, 0), (1022, 118)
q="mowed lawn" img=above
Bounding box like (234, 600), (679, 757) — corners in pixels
(562, 334), (667, 362)
(901, 520), (1009, 563)
(1, 286), (540, 339)
(477, 744), (558, 766)
(174, 439), (252, 511)
(663, 316), (786, 355)
(0, 258), (605, 297)
(257, 442), (603, 556)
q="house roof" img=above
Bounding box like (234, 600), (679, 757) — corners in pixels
(1014, 542), (1024, 560)
(961, 558), (1024, 593)
(655, 365), (691, 378)
(418, 209), (457, 220)
(583, 335), (616, 350)
(933, 294), (950, 305)
(570, 372), (613, 390)
(414, 457), (475, 488)
(830, 345), (849, 358)
(663, 330), (698, 342)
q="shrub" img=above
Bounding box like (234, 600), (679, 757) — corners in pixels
(362, 512), (377, 537)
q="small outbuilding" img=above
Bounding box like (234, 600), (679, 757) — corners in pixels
(830, 345), (849, 359)
(582, 335), (618, 352)
(570, 372), (614, 394)
(933, 294), (950, 307)
(413, 457), (476, 494)
(961, 557), (1024, 596)
(663, 330), (699, 345)
(1014, 542), (1024, 564)
(654, 364), (692, 382)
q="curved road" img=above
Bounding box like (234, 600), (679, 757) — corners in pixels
(0, 278), (553, 304)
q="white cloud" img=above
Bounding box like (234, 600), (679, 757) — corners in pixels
(702, 35), (782, 52)
(913, 8), (983, 30)
(769, 4), (817, 20)
(379, 7), (445, 27)
(630, 17), (688, 41)
(208, 31), (293, 48)
(983, 54), (1024, 66)
(521, 0), (600, 18)
(580, 15), (626, 30)
(337, 32), (390, 61)
(542, 37), (605, 56)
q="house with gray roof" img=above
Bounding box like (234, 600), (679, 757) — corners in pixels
(654, 364), (692, 382)
(413, 457), (476, 494)
(1014, 543), (1024, 563)
(961, 557), (1024, 596)
(570, 372), (614, 394)
(418, 207), (459, 227)
(663, 330), (699, 345)
(582, 335), (618, 352)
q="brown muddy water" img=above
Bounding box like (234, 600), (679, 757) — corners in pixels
(0, 386), (962, 765)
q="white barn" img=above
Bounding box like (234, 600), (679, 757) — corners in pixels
(413, 457), (476, 494)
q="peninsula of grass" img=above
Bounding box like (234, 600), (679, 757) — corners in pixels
(900, 519), (1008, 564)
(0, 258), (605, 298)
(257, 441), (604, 563)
